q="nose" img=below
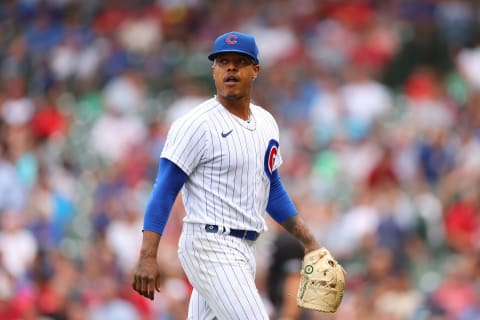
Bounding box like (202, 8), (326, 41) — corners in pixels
(226, 61), (237, 70)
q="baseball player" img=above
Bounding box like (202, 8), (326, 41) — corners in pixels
(132, 31), (321, 319)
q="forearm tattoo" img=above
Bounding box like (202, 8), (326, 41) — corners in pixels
(280, 215), (317, 248)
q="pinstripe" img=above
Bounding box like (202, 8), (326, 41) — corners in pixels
(181, 231), (237, 318)
(247, 131), (256, 215)
(180, 233), (217, 319)
(228, 115), (242, 226)
(165, 98), (279, 319)
(216, 234), (267, 319)
(220, 111), (232, 226)
(206, 128), (217, 224)
(179, 224), (268, 319)
(217, 238), (259, 319)
(188, 289), (215, 320)
(235, 123), (247, 225)
(251, 124), (263, 231)
(205, 234), (246, 319)
(202, 137), (208, 220)
(223, 112), (240, 228)
(212, 113), (222, 223)
(233, 255), (266, 316)
(212, 111), (227, 226)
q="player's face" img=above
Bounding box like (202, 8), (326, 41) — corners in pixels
(212, 53), (259, 101)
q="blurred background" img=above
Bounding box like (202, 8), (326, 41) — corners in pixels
(0, 0), (479, 319)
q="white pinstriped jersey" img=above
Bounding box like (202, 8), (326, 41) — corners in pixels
(161, 97), (282, 233)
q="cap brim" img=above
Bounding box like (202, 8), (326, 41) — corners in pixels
(208, 50), (258, 64)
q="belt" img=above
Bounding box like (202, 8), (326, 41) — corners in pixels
(204, 224), (260, 241)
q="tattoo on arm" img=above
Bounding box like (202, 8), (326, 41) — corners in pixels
(280, 215), (319, 250)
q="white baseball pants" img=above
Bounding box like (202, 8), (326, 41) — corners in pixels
(178, 222), (269, 320)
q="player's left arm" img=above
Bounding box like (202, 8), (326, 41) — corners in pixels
(266, 170), (320, 254)
(280, 215), (320, 254)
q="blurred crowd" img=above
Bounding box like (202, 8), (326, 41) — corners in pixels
(0, 0), (479, 319)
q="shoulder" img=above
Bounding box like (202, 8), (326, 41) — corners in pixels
(251, 103), (280, 134)
(171, 98), (221, 129)
(251, 103), (276, 123)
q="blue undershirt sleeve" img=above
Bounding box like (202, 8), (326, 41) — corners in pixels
(266, 170), (298, 224)
(143, 158), (188, 234)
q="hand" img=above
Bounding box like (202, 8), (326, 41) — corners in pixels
(131, 256), (163, 300)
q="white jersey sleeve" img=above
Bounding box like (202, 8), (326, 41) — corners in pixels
(160, 103), (211, 175)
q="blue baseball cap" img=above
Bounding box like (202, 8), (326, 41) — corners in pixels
(208, 31), (259, 65)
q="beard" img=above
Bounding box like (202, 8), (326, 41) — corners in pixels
(223, 92), (244, 100)
(218, 86), (248, 101)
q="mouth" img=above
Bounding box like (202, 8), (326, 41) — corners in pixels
(223, 76), (240, 85)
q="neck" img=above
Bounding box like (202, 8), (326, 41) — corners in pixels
(216, 95), (251, 120)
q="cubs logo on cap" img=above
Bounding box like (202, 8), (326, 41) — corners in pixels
(208, 31), (259, 64)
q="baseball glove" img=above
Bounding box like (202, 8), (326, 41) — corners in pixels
(296, 247), (345, 313)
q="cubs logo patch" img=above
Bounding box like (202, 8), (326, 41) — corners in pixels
(264, 139), (279, 179)
(226, 34), (238, 44)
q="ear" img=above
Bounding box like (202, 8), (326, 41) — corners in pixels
(252, 65), (260, 80)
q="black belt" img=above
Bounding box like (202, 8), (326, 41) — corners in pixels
(205, 224), (260, 241)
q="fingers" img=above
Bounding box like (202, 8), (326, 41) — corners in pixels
(131, 259), (164, 300)
(132, 272), (158, 300)
(144, 274), (155, 300)
(155, 275), (162, 292)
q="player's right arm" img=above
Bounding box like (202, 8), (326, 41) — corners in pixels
(132, 158), (187, 300)
(133, 230), (162, 300)
(132, 110), (206, 300)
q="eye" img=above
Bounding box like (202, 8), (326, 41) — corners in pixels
(219, 58), (229, 65)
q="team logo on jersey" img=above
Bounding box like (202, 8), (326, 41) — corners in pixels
(264, 139), (279, 179)
(226, 34), (238, 44)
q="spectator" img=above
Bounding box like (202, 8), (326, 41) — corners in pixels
(444, 187), (480, 254)
(89, 98), (147, 163)
(0, 210), (37, 281)
(88, 276), (140, 320)
(0, 141), (26, 212)
(0, 76), (35, 126)
(0, 1), (479, 318)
